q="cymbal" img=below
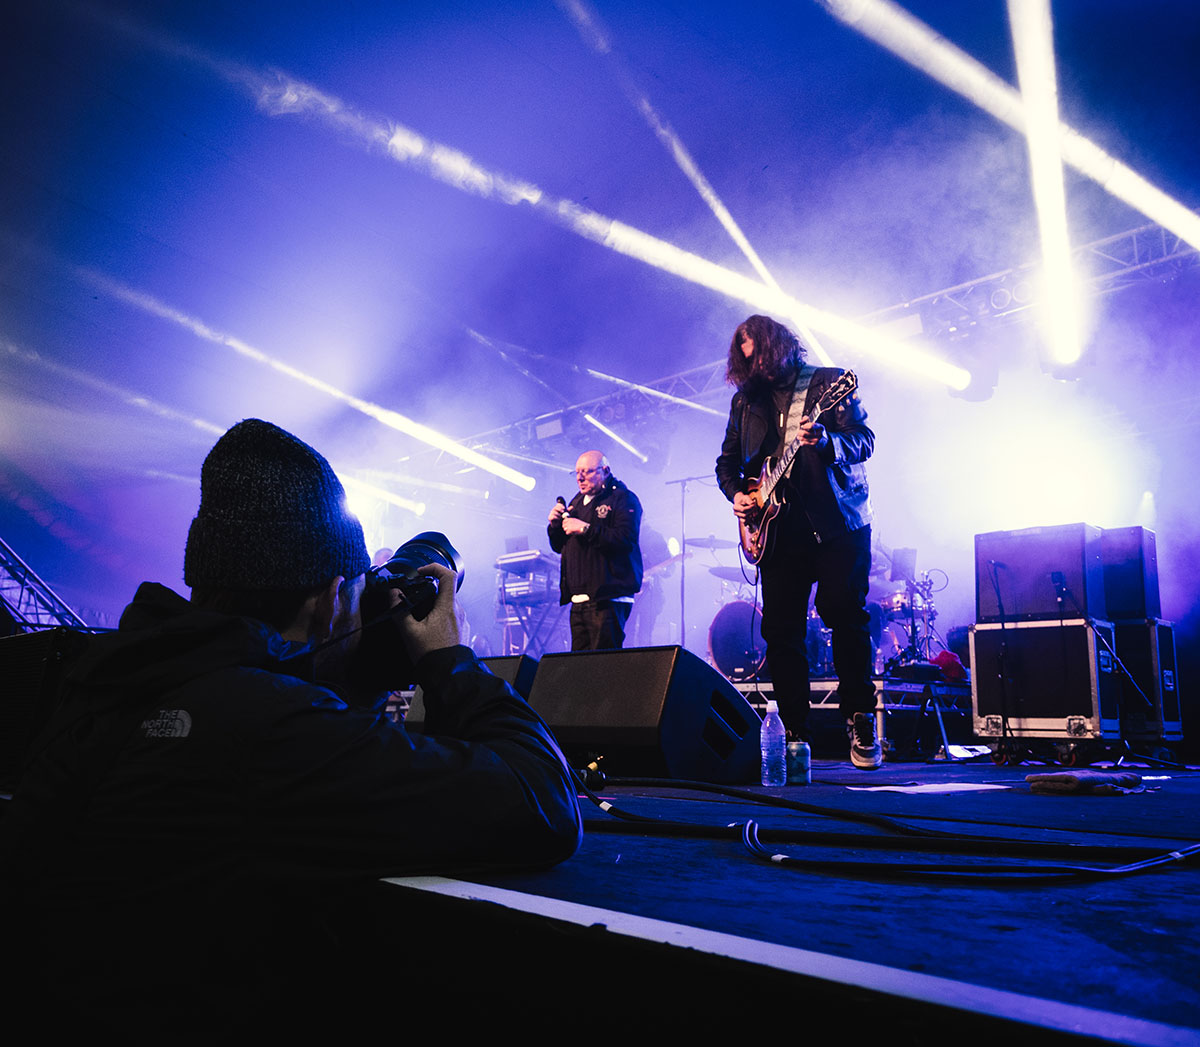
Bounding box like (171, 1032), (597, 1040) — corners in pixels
(686, 535), (737, 549)
(709, 565), (753, 583)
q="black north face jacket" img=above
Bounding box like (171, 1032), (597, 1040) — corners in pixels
(2, 582), (581, 1031)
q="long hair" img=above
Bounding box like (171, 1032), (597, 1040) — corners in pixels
(725, 314), (806, 391)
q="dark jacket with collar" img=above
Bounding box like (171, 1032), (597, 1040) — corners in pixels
(547, 475), (643, 603)
(1, 582), (582, 1029)
(715, 366), (874, 541)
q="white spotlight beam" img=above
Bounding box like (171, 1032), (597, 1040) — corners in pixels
(78, 269), (538, 492)
(468, 329), (727, 418)
(1007, 0), (1082, 365)
(256, 80), (966, 384)
(84, 12), (967, 389)
(815, 0), (1200, 252)
(557, 0), (835, 365)
(583, 412), (649, 463)
(164, 44), (964, 388)
(341, 474), (426, 516)
(356, 468), (491, 499)
(1, 334), (224, 437)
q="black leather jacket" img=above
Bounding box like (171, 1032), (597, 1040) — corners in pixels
(715, 366), (874, 541)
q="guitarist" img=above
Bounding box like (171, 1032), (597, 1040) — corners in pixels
(714, 314), (880, 769)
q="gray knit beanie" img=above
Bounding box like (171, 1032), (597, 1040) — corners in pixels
(184, 419), (370, 590)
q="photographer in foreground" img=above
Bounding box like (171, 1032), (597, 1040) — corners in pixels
(2, 418), (582, 1033)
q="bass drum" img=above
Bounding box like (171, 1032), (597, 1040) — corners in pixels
(708, 601), (767, 682)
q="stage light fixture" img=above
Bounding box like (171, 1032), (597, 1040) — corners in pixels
(535, 417), (565, 440)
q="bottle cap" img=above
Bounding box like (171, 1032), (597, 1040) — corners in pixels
(765, 699), (778, 713)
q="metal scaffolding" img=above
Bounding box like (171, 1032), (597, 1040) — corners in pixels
(0, 536), (91, 632)
(455, 221), (1199, 465)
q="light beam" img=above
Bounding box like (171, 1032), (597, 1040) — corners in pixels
(94, 12), (968, 390)
(77, 269), (538, 491)
(815, 0), (1200, 251)
(1008, 0), (1084, 364)
(557, 0), (835, 365)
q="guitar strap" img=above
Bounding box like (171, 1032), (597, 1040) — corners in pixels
(775, 364), (818, 459)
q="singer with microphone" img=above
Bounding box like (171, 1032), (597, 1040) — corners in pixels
(548, 450), (644, 650)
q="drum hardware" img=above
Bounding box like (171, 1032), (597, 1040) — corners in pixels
(709, 565), (754, 584)
(885, 569), (945, 669)
(686, 535), (738, 550)
(708, 601), (767, 682)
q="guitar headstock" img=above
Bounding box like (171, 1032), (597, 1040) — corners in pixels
(815, 370), (858, 417)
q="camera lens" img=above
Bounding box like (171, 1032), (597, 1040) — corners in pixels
(378, 531), (464, 591)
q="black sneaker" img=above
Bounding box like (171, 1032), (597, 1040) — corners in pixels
(847, 713), (882, 769)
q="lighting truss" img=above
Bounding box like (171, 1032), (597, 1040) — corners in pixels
(453, 222), (1198, 465)
(863, 223), (1200, 342)
(0, 537), (91, 631)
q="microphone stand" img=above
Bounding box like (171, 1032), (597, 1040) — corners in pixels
(1050, 573), (1152, 710)
(665, 473), (709, 652)
(988, 561), (1017, 763)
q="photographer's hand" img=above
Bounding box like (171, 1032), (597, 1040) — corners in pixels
(396, 563), (464, 662)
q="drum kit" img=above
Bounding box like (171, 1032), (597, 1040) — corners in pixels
(698, 534), (942, 681)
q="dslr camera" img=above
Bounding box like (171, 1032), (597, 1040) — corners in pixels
(364, 531), (464, 622)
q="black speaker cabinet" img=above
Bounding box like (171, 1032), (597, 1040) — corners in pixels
(1114, 619), (1181, 742)
(481, 654), (539, 699)
(0, 627), (88, 794)
(526, 645), (760, 784)
(403, 654), (539, 730)
(970, 620), (1121, 741)
(1101, 526), (1160, 620)
(975, 523), (1106, 623)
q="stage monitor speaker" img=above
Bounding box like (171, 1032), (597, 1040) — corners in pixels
(525, 645), (760, 784)
(1101, 526), (1160, 620)
(975, 523), (1106, 623)
(0, 627), (88, 794)
(481, 654), (539, 699)
(403, 654), (539, 731)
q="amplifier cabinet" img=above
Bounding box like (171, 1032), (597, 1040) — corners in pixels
(1101, 526), (1160, 619)
(975, 523), (1105, 623)
(1114, 619), (1182, 742)
(970, 619), (1121, 741)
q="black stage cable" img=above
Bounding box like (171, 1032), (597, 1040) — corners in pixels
(572, 772), (1200, 872)
(739, 820), (1200, 884)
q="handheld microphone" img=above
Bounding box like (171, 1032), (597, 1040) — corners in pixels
(556, 495), (569, 516)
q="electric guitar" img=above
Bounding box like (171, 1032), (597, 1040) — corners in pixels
(737, 370), (859, 565)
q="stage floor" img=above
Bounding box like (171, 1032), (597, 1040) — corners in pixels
(387, 755), (1200, 1044)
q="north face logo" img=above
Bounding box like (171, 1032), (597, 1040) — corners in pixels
(140, 709), (193, 738)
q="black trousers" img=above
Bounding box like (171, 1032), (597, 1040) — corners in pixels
(759, 516), (874, 737)
(569, 599), (632, 651)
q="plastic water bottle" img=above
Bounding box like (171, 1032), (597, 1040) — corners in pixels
(760, 700), (787, 786)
